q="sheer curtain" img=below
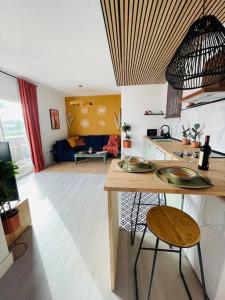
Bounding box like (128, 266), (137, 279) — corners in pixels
(0, 73), (33, 176)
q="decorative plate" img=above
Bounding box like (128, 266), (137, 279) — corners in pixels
(80, 106), (89, 114)
(98, 120), (107, 127)
(97, 105), (107, 116)
(80, 119), (90, 128)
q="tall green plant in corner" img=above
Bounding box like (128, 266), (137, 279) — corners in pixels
(0, 160), (20, 234)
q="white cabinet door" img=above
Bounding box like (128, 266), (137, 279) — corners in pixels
(143, 140), (156, 160)
(155, 148), (166, 160)
(183, 195), (225, 300)
(164, 151), (182, 209)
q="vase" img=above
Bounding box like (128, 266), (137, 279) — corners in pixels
(123, 140), (131, 148)
(1, 208), (20, 234)
(191, 141), (201, 148)
(182, 138), (190, 145)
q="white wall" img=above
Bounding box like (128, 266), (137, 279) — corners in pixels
(166, 100), (225, 153)
(37, 85), (68, 166)
(121, 85), (167, 156)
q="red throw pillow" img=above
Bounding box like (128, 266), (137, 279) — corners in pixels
(77, 138), (86, 146)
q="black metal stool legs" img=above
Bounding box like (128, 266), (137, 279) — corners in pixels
(131, 192), (142, 245)
(135, 240), (208, 300)
(131, 193), (166, 246)
(179, 248), (192, 300)
(134, 224), (147, 300)
(146, 238), (159, 300)
(197, 243), (208, 300)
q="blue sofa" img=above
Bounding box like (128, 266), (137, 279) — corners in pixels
(52, 135), (111, 162)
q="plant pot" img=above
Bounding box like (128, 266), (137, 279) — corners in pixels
(191, 141), (201, 148)
(182, 138), (190, 145)
(1, 208), (20, 234)
(123, 140), (131, 148)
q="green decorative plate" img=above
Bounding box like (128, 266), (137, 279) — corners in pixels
(117, 160), (156, 173)
(156, 167), (213, 189)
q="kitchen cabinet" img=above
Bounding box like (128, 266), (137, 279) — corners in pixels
(164, 153), (182, 209)
(183, 194), (225, 300)
(143, 138), (156, 160)
(143, 139), (182, 209)
(155, 147), (166, 160)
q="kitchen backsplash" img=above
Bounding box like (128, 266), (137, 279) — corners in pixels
(166, 100), (225, 153)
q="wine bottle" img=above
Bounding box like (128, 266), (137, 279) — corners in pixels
(198, 135), (211, 171)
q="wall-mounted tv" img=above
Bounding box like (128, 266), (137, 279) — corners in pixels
(0, 142), (19, 201)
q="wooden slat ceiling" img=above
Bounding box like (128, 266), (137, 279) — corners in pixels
(100, 0), (225, 86)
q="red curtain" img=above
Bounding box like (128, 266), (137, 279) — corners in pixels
(17, 79), (45, 172)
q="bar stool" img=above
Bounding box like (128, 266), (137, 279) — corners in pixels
(134, 206), (207, 300)
(130, 193), (167, 245)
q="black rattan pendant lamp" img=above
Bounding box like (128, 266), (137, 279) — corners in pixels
(166, 0), (225, 90)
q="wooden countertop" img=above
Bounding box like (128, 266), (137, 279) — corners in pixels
(143, 136), (199, 160)
(104, 159), (225, 196)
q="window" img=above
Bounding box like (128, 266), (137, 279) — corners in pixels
(0, 99), (32, 176)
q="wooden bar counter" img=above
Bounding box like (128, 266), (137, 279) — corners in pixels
(104, 159), (225, 290)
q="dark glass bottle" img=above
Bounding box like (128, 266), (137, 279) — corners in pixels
(198, 135), (211, 171)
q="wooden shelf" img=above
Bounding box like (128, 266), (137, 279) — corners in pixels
(144, 113), (164, 116)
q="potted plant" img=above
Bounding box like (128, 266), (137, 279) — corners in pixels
(189, 123), (201, 148)
(121, 122), (131, 148)
(0, 160), (20, 235)
(181, 125), (190, 145)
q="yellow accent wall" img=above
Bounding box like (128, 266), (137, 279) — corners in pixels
(65, 94), (121, 136)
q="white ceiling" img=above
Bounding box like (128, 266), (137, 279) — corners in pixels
(0, 0), (120, 96)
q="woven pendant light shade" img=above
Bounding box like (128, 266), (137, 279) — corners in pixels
(166, 15), (225, 90)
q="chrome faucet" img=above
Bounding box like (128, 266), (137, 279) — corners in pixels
(160, 125), (171, 138)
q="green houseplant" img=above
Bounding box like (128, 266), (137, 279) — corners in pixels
(0, 160), (20, 234)
(181, 125), (190, 145)
(189, 123), (201, 148)
(121, 122), (131, 148)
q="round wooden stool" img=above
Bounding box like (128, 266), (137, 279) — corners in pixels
(134, 206), (207, 300)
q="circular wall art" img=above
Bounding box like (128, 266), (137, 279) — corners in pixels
(80, 119), (90, 128)
(80, 106), (89, 115)
(98, 120), (107, 128)
(97, 104), (107, 116)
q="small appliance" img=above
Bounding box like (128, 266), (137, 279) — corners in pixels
(147, 129), (157, 137)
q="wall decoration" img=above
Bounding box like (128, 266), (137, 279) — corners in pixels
(65, 94), (121, 135)
(98, 120), (107, 127)
(50, 109), (60, 129)
(66, 111), (74, 130)
(97, 104), (107, 116)
(80, 106), (89, 114)
(80, 119), (90, 128)
(113, 112), (121, 129)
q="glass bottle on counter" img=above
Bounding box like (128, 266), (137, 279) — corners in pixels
(198, 135), (211, 171)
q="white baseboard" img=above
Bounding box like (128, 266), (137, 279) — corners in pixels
(0, 253), (13, 279)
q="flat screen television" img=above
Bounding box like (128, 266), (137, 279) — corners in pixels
(0, 142), (19, 201)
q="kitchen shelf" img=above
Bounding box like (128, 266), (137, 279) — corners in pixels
(144, 113), (165, 116)
(181, 98), (225, 111)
